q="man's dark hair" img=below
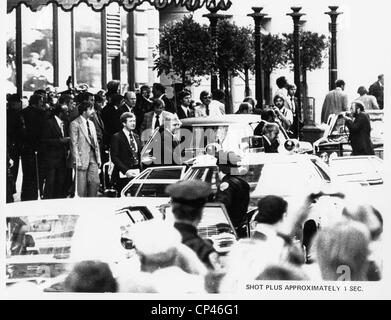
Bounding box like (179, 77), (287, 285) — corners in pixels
(255, 195), (288, 225)
(64, 260), (117, 292)
(261, 109), (276, 122)
(94, 93), (104, 103)
(273, 94), (285, 105)
(335, 79), (345, 88)
(153, 83), (166, 94)
(75, 92), (93, 104)
(178, 90), (191, 103)
(140, 85), (150, 93)
(7, 93), (21, 104)
(34, 89), (47, 97)
(276, 76), (288, 89)
(171, 202), (203, 222)
(353, 101), (365, 112)
(212, 89), (225, 101)
(152, 98), (165, 110)
(106, 80), (120, 94)
(378, 74), (384, 80)
(29, 94), (43, 107)
(53, 103), (65, 116)
(243, 96), (255, 108)
(111, 93), (124, 106)
(59, 94), (73, 106)
(78, 101), (93, 115)
(200, 90), (211, 100)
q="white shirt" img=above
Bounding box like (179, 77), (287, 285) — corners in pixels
(123, 128), (138, 153)
(151, 112), (162, 129)
(208, 100), (225, 116)
(54, 115), (64, 137)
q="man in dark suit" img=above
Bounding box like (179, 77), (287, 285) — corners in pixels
(41, 104), (71, 199)
(143, 113), (182, 167)
(140, 98), (172, 144)
(20, 93), (46, 201)
(176, 91), (194, 120)
(120, 91), (137, 114)
(135, 85), (153, 134)
(110, 112), (142, 193)
(261, 123), (280, 153)
(214, 152), (250, 237)
(368, 74), (384, 109)
(102, 93), (124, 141)
(342, 101), (374, 156)
(152, 83), (176, 114)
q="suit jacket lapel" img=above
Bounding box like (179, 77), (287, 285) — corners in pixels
(52, 118), (63, 137)
(120, 130), (133, 155)
(78, 116), (92, 145)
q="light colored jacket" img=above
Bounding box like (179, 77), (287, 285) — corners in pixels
(70, 116), (101, 170)
(321, 87), (348, 123)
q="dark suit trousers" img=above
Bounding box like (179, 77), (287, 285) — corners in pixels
(43, 166), (67, 199)
(21, 149), (44, 201)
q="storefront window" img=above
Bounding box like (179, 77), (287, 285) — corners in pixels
(74, 3), (102, 91)
(22, 5), (54, 94)
(6, 11), (17, 94)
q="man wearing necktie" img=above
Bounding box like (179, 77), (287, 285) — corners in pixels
(176, 91), (194, 119)
(70, 102), (101, 197)
(111, 112), (142, 194)
(140, 99), (172, 145)
(41, 104), (71, 199)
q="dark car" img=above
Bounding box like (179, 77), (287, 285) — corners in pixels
(313, 110), (384, 162)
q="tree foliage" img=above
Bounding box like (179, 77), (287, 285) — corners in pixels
(154, 15), (212, 85)
(261, 34), (288, 73)
(216, 20), (254, 77)
(283, 31), (328, 72)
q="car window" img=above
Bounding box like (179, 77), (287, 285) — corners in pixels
(148, 168), (184, 180)
(124, 183), (142, 197)
(6, 215), (79, 281)
(136, 183), (172, 197)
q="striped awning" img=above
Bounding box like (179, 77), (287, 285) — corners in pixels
(7, 0), (232, 13)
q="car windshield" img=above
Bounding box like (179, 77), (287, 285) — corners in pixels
(252, 162), (325, 197)
(330, 158), (382, 178)
(6, 215), (79, 282)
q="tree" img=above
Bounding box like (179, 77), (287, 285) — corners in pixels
(154, 15), (212, 86)
(260, 34), (289, 104)
(283, 31), (328, 105)
(215, 20), (254, 112)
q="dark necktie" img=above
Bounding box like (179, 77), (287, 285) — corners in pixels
(186, 108), (190, 118)
(154, 114), (160, 129)
(129, 133), (139, 165)
(86, 120), (95, 147)
(206, 105), (210, 116)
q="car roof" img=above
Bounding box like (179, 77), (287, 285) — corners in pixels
(5, 197), (170, 217)
(180, 114), (263, 126)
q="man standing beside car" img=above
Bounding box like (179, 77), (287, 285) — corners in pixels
(261, 123), (280, 153)
(41, 104), (71, 199)
(111, 112), (141, 194)
(70, 102), (101, 197)
(341, 101), (374, 156)
(321, 79), (348, 124)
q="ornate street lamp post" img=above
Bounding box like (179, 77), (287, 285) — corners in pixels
(287, 6), (305, 138)
(248, 7), (268, 108)
(203, 9), (231, 93)
(325, 6), (342, 90)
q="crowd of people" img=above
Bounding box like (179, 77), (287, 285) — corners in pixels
(5, 77), (300, 202)
(9, 178), (381, 294)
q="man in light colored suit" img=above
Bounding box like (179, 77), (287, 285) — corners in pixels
(321, 79), (349, 124)
(70, 102), (101, 197)
(140, 98), (172, 144)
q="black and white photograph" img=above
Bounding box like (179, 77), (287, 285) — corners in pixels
(1, 0), (389, 301)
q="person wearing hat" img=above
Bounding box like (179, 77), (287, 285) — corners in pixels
(214, 151), (250, 237)
(166, 180), (221, 270)
(341, 101), (374, 156)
